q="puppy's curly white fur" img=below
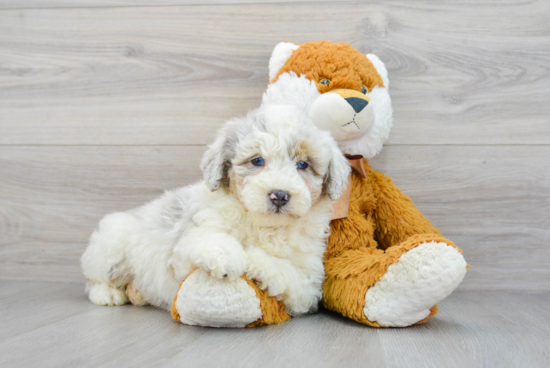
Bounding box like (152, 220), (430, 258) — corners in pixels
(81, 104), (350, 315)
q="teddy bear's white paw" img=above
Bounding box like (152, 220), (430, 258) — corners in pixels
(174, 269), (262, 328)
(363, 241), (467, 327)
(87, 282), (129, 306)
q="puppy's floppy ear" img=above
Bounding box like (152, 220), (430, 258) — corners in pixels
(201, 130), (232, 191)
(269, 42), (300, 82)
(324, 148), (351, 200)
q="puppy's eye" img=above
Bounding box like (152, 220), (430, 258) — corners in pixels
(251, 157), (264, 166)
(361, 85), (369, 94)
(319, 78), (331, 86)
(297, 161), (309, 170)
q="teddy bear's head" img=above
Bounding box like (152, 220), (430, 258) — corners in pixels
(262, 41), (393, 159)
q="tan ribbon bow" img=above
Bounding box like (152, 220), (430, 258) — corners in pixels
(330, 155), (367, 221)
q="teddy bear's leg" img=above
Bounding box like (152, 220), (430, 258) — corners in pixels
(323, 234), (467, 327)
(171, 269), (290, 328)
(363, 236), (467, 327)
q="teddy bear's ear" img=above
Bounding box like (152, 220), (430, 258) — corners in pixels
(366, 54), (389, 89)
(269, 42), (300, 82)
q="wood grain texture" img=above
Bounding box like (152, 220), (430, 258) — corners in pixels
(0, 0), (335, 10)
(0, 282), (549, 368)
(0, 145), (206, 282)
(1, 0), (549, 145)
(376, 291), (550, 368)
(1, 145), (548, 291)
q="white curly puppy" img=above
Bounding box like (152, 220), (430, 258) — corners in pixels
(81, 104), (350, 317)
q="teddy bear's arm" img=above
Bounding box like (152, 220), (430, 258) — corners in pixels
(322, 167), (466, 327)
(370, 169), (443, 250)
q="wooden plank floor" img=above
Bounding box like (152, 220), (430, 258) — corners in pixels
(1, 281), (549, 368)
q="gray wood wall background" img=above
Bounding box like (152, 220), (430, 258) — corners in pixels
(1, 0), (548, 291)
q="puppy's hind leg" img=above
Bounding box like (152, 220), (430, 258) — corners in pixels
(81, 212), (135, 306)
(87, 282), (129, 306)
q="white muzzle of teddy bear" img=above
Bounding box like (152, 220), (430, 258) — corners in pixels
(308, 90), (375, 143)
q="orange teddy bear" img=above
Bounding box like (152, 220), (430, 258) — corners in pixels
(262, 41), (468, 327)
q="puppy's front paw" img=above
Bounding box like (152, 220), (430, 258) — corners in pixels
(190, 234), (247, 280)
(246, 250), (287, 297)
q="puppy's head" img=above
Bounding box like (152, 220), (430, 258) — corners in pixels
(201, 104), (349, 224)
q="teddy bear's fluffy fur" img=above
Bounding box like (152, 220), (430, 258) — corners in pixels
(81, 104), (349, 317)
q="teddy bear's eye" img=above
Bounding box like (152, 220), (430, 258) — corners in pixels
(319, 79), (331, 86)
(361, 85), (369, 95)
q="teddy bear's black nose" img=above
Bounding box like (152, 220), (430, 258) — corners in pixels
(345, 97), (369, 113)
(269, 190), (290, 208)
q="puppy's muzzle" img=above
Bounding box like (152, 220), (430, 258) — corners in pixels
(269, 190), (290, 208)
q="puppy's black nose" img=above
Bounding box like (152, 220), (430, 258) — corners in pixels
(345, 97), (369, 113)
(269, 190), (290, 208)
